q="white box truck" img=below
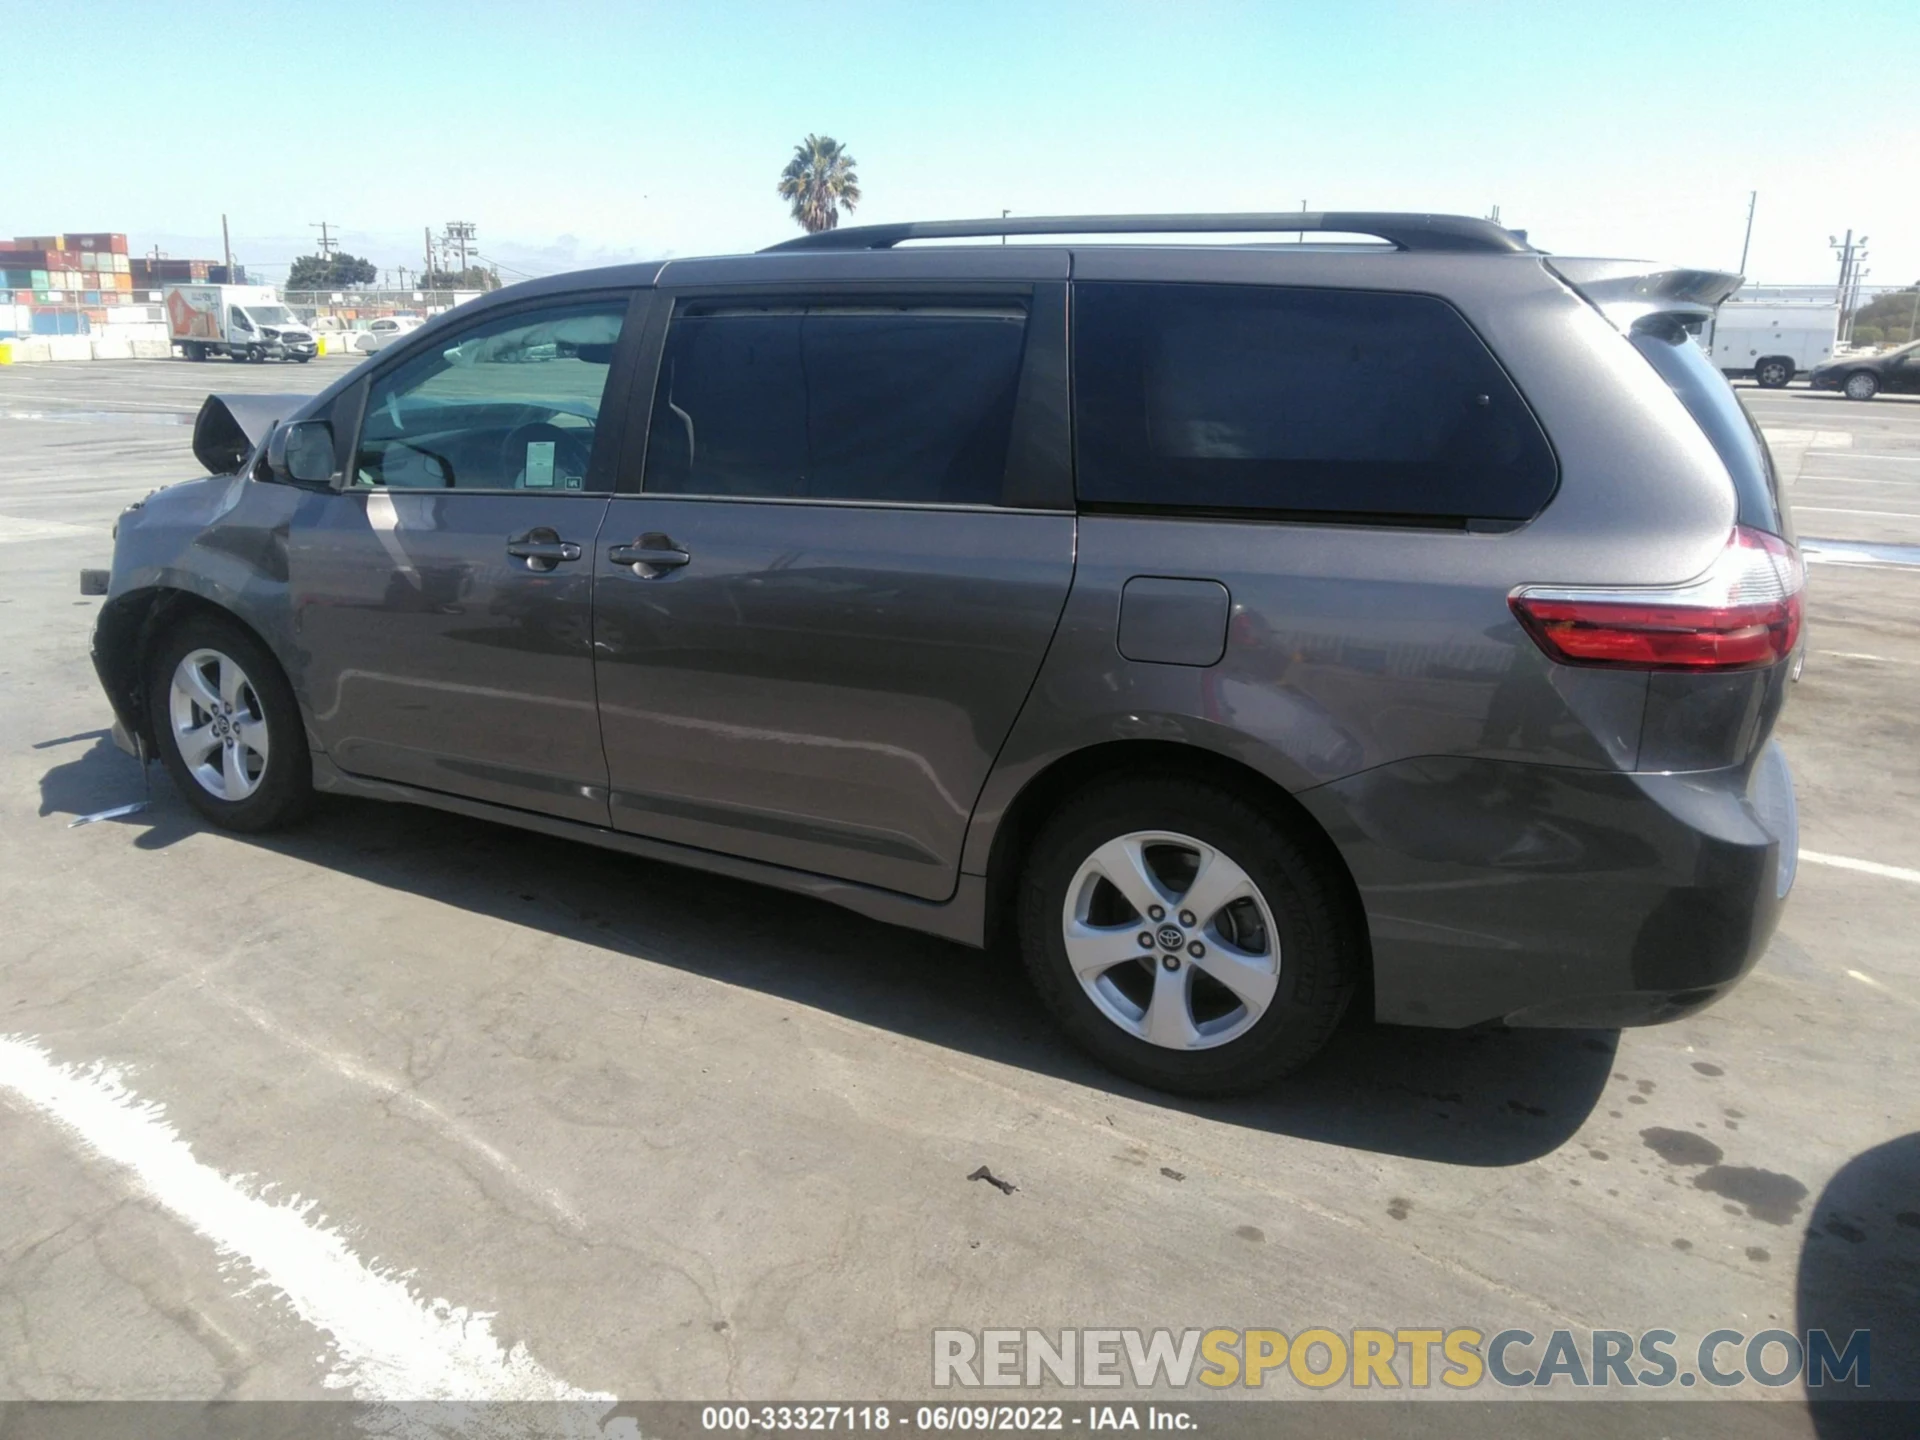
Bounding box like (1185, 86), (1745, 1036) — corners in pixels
(164, 284), (317, 363)
(1698, 301), (1838, 388)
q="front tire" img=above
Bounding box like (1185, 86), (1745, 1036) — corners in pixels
(1755, 358), (1793, 388)
(1844, 371), (1880, 401)
(1015, 776), (1359, 1095)
(147, 613), (313, 832)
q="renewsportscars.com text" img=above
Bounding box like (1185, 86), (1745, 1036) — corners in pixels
(932, 1327), (1872, 1391)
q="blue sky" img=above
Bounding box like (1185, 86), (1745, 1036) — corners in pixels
(7, 1), (1914, 287)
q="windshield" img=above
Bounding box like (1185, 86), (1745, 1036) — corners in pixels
(245, 305), (297, 327)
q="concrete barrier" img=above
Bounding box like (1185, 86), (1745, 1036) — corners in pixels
(89, 337), (135, 360)
(46, 336), (93, 363)
(131, 339), (172, 359)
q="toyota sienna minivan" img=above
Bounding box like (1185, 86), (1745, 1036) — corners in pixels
(89, 212), (1802, 1095)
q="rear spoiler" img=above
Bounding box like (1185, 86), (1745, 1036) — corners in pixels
(1546, 258), (1743, 334)
(191, 392), (314, 475)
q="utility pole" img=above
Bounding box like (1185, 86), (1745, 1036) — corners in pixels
(1907, 282), (1919, 344)
(310, 221), (335, 259)
(424, 227), (435, 288)
(1001, 209), (1009, 246)
(442, 222), (476, 279)
(1831, 232), (1870, 343)
(1737, 191), (1756, 275)
(221, 213), (232, 277)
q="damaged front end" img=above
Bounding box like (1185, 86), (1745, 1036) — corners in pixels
(88, 390), (315, 760)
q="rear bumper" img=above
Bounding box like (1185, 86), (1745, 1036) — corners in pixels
(1299, 744), (1796, 1030)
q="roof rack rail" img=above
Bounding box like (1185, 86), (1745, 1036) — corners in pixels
(762, 211), (1532, 255)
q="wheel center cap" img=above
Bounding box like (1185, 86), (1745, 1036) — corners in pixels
(1156, 924), (1185, 952)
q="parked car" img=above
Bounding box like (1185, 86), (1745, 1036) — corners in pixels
(88, 212), (1802, 1095)
(351, 314), (425, 354)
(1809, 338), (1920, 400)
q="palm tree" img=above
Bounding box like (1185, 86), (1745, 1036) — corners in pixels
(778, 135), (862, 234)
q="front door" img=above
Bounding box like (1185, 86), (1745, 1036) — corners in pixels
(289, 292), (638, 824)
(592, 275), (1076, 900)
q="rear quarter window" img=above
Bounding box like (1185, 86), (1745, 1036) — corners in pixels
(1072, 282), (1558, 525)
(1629, 316), (1786, 537)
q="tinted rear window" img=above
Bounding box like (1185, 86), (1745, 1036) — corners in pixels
(643, 304), (1026, 505)
(1072, 282), (1557, 524)
(1630, 317), (1785, 536)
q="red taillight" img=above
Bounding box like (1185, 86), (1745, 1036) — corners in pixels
(1510, 527), (1803, 672)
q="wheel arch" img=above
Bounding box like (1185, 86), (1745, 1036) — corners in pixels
(94, 587), (293, 756)
(979, 739), (1372, 1001)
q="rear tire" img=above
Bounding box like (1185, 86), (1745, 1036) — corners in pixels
(1015, 775), (1359, 1096)
(1844, 371), (1879, 401)
(1755, 357), (1793, 388)
(147, 613), (313, 833)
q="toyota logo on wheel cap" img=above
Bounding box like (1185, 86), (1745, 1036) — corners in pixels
(1156, 924), (1185, 952)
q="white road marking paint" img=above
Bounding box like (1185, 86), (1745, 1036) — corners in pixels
(1801, 851), (1920, 885)
(0, 515), (99, 544)
(1761, 428), (1853, 449)
(1819, 650), (1912, 664)
(1803, 452), (1920, 463)
(0, 1034), (611, 1404)
(1846, 970), (1918, 1009)
(1793, 506), (1920, 518)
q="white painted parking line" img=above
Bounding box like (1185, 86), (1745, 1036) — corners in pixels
(1792, 506), (1920, 518)
(0, 1034), (611, 1405)
(0, 516), (98, 544)
(1760, 428), (1853, 448)
(1801, 452), (1920, 463)
(1819, 650), (1916, 664)
(1801, 851), (1920, 885)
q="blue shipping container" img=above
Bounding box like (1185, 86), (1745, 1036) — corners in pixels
(31, 310), (89, 335)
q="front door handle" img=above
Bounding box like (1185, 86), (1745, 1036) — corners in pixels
(507, 528), (583, 572)
(608, 533), (692, 575)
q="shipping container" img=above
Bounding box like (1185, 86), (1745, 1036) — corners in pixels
(31, 310), (88, 335)
(112, 252), (129, 273)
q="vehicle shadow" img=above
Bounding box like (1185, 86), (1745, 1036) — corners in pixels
(1798, 1131), (1920, 1435)
(38, 736), (1618, 1166)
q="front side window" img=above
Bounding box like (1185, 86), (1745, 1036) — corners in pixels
(1073, 282), (1558, 524)
(229, 307), (253, 333)
(354, 300), (627, 491)
(642, 301), (1028, 505)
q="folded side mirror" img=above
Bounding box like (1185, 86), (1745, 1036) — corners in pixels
(267, 419), (338, 486)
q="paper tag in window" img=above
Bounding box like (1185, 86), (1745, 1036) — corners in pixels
(524, 440), (556, 488)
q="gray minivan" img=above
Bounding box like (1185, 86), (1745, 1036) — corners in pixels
(90, 213), (1802, 1095)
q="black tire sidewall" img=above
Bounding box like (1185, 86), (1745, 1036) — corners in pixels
(147, 614), (312, 832)
(1015, 777), (1357, 1095)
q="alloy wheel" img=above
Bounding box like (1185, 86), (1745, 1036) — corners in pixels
(1061, 830), (1281, 1050)
(1845, 372), (1878, 401)
(167, 647), (270, 802)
